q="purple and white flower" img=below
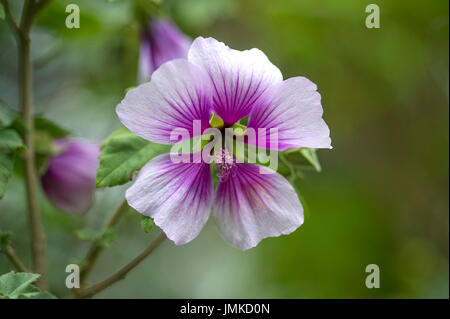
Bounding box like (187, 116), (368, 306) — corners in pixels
(117, 37), (331, 250)
(139, 18), (191, 82)
(41, 139), (100, 213)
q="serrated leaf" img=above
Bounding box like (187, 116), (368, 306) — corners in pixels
(29, 290), (57, 299)
(96, 127), (169, 187)
(0, 272), (41, 299)
(0, 129), (25, 198)
(141, 216), (154, 233)
(16, 284), (41, 298)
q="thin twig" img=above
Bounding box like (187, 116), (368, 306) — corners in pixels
(1, 245), (29, 273)
(0, 0), (20, 38)
(1, 0), (52, 290)
(80, 200), (130, 284)
(74, 234), (167, 299)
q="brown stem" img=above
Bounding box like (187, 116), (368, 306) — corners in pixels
(20, 33), (48, 291)
(74, 234), (166, 299)
(1, 0), (52, 290)
(0, 0), (20, 38)
(2, 245), (29, 273)
(80, 200), (129, 284)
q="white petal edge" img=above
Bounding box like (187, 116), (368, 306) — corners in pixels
(188, 37), (283, 125)
(117, 59), (212, 144)
(213, 163), (303, 250)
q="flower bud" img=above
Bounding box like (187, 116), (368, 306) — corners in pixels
(139, 19), (191, 82)
(41, 139), (100, 213)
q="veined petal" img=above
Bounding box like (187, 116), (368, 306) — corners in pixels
(188, 37), (282, 125)
(126, 153), (213, 245)
(213, 163), (303, 250)
(117, 59), (212, 144)
(247, 77), (332, 150)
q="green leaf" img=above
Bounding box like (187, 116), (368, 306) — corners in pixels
(16, 284), (41, 298)
(75, 228), (101, 241)
(0, 3), (5, 20)
(299, 148), (321, 172)
(0, 129), (25, 199)
(283, 147), (322, 172)
(209, 113), (224, 128)
(0, 231), (12, 250)
(140, 216), (154, 233)
(96, 229), (117, 248)
(96, 127), (169, 187)
(0, 272), (41, 299)
(0, 129), (24, 149)
(4, 115), (70, 139)
(124, 85), (138, 93)
(34, 116), (70, 139)
(75, 228), (117, 248)
(0, 101), (15, 128)
(29, 290), (57, 299)
(5, 116), (27, 136)
(292, 180), (311, 221)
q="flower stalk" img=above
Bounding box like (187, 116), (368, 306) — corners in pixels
(80, 200), (130, 285)
(74, 233), (166, 299)
(1, 245), (29, 273)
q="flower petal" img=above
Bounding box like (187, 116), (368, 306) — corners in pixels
(117, 59), (212, 144)
(213, 163), (303, 250)
(188, 37), (282, 125)
(247, 77), (331, 150)
(126, 153), (213, 245)
(41, 139), (100, 213)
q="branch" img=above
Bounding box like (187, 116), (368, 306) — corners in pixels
(74, 234), (167, 299)
(2, 0), (53, 290)
(19, 0), (51, 32)
(80, 200), (129, 284)
(1, 245), (29, 273)
(0, 0), (20, 39)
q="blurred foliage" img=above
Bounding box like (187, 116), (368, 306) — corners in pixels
(0, 271), (56, 299)
(0, 129), (24, 198)
(75, 228), (117, 248)
(0, 0), (448, 298)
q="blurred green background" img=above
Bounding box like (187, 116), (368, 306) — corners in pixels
(0, 0), (448, 298)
